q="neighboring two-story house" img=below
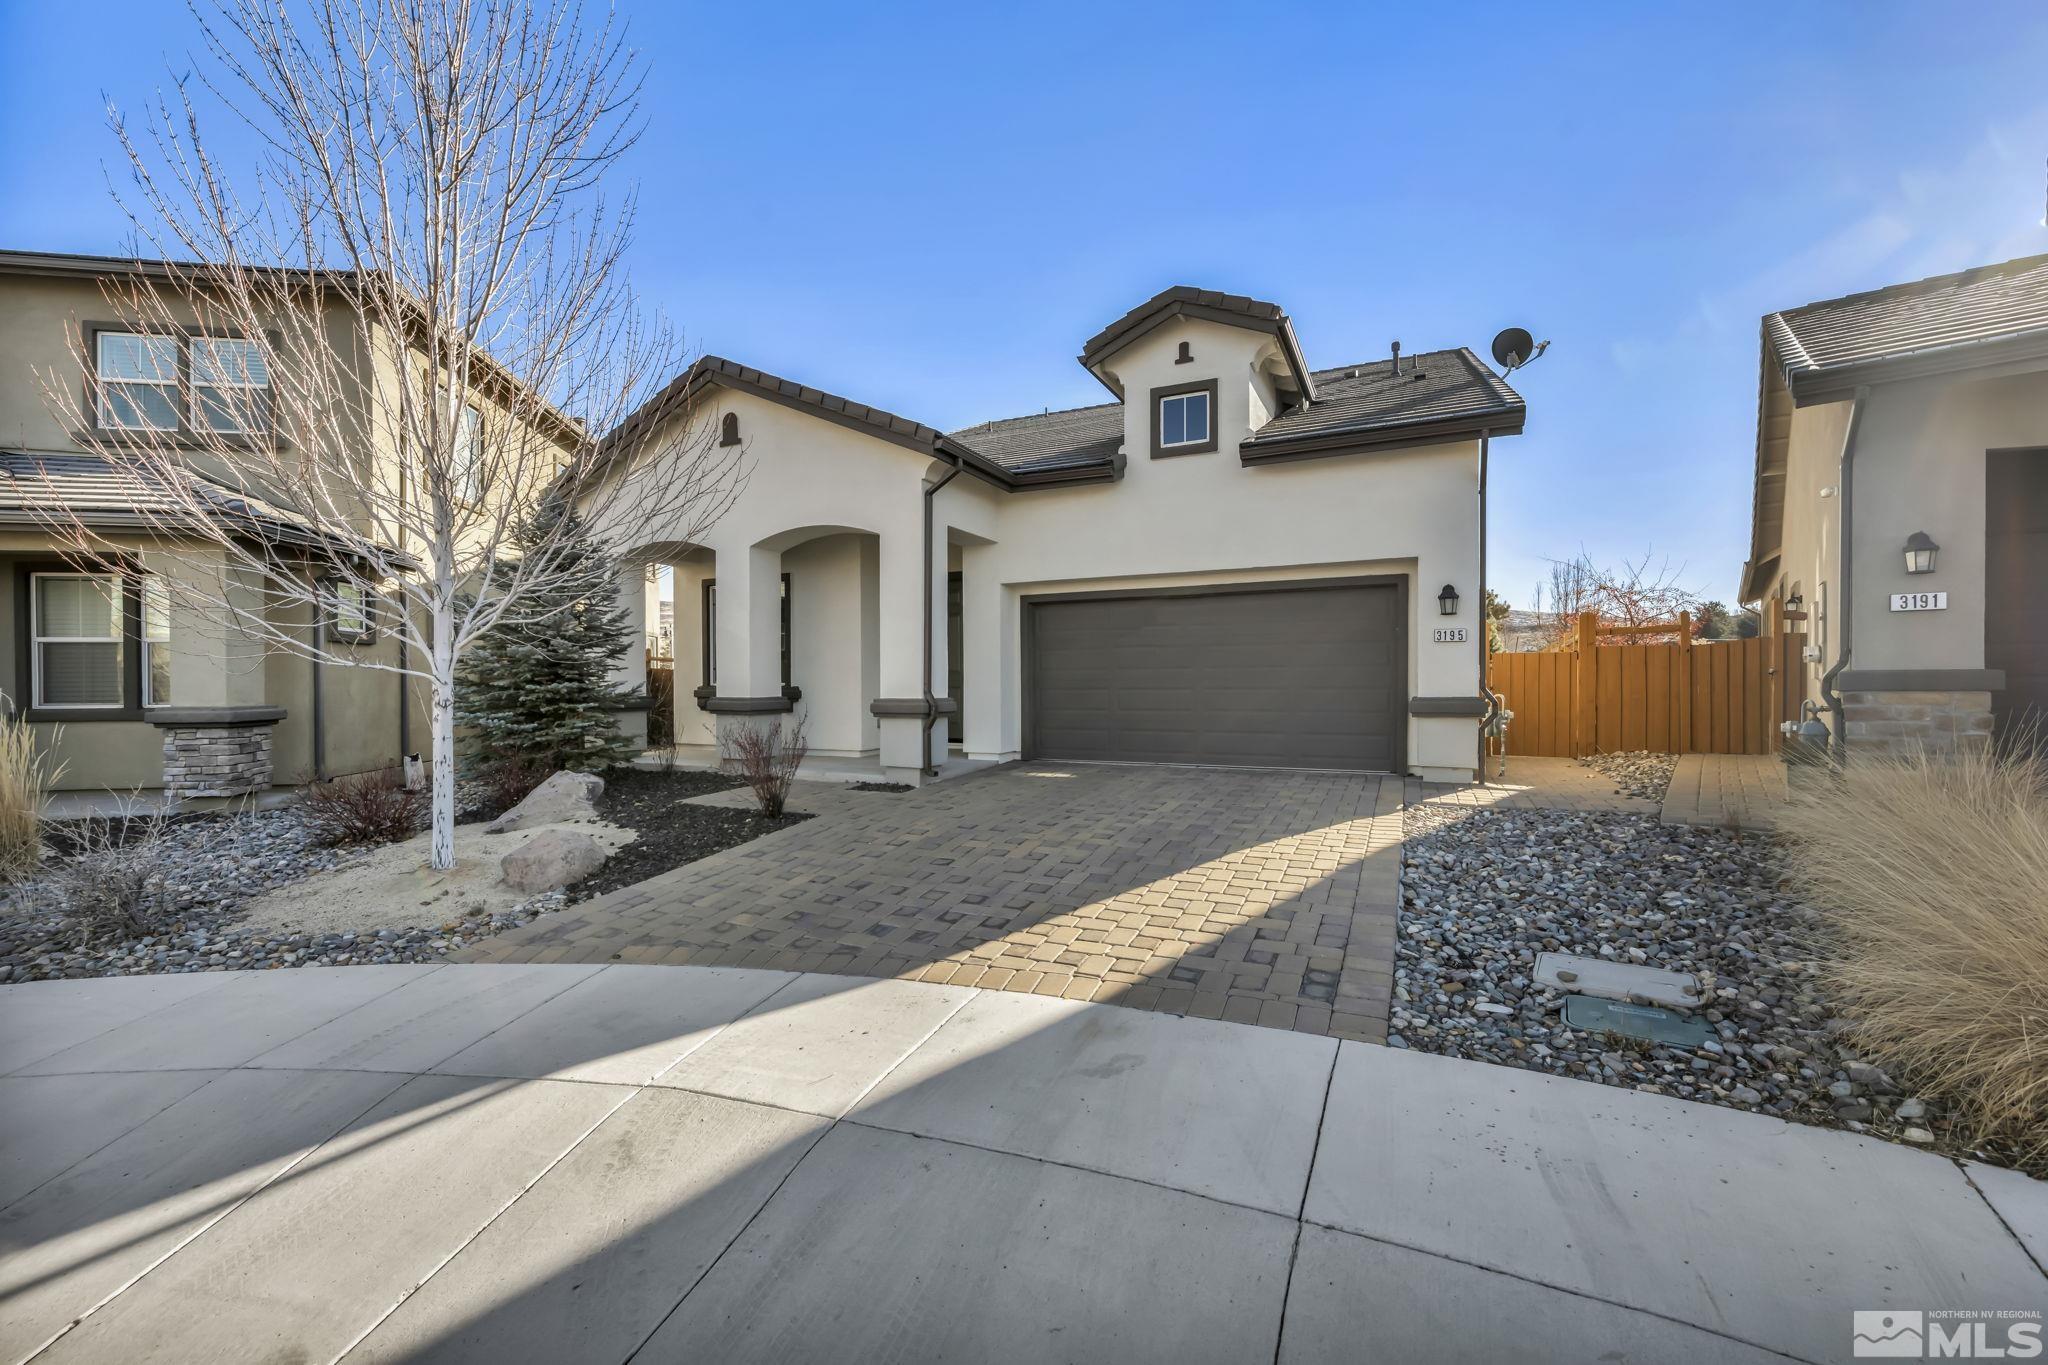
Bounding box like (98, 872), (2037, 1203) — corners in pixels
(1738, 253), (2048, 754)
(0, 249), (568, 800)
(597, 286), (1525, 783)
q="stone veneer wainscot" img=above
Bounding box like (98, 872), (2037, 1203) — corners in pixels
(149, 708), (286, 800)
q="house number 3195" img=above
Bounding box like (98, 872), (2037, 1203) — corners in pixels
(1433, 627), (1469, 643)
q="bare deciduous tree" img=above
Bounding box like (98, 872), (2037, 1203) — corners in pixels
(36, 0), (739, 868)
(1531, 549), (1701, 647)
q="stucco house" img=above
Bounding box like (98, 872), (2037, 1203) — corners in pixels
(1737, 253), (2048, 753)
(599, 287), (1526, 784)
(0, 249), (569, 799)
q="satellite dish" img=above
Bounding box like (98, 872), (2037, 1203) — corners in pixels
(1490, 327), (1535, 370)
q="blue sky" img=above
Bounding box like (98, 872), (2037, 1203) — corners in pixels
(4, 1), (2046, 605)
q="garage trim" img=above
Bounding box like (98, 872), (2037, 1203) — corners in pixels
(1020, 573), (1409, 773)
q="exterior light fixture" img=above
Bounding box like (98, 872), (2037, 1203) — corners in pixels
(1438, 584), (1460, 616)
(1785, 592), (1804, 612)
(1903, 531), (1938, 575)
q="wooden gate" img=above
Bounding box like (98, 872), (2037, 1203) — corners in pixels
(1487, 607), (1808, 757)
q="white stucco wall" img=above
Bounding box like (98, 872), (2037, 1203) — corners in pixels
(603, 314), (1490, 779)
(943, 316), (1484, 775)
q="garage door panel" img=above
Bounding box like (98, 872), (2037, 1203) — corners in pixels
(1028, 584), (1401, 771)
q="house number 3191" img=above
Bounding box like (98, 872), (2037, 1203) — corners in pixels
(1433, 627), (1469, 643)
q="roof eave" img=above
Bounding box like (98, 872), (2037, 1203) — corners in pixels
(1238, 407), (1524, 466)
(1077, 293), (1315, 402)
(1783, 326), (2048, 406)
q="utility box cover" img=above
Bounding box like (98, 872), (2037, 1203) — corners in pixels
(1535, 952), (1701, 1011)
(1561, 995), (1713, 1049)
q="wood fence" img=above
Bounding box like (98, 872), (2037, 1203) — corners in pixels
(1487, 607), (1808, 757)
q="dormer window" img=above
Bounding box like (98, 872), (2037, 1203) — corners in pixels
(1149, 379), (1217, 458)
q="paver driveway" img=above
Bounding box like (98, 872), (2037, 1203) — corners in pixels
(466, 763), (1402, 1042)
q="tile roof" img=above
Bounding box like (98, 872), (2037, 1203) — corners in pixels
(0, 450), (325, 543)
(1079, 287), (1288, 362)
(946, 401), (1123, 473)
(1245, 350), (1523, 449)
(1767, 252), (2048, 387)
(946, 348), (1523, 470)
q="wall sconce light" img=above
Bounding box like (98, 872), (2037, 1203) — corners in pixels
(1904, 531), (1938, 575)
(1785, 592), (1804, 612)
(1438, 584), (1460, 616)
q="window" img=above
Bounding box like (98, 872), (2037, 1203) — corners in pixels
(329, 580), (375, 642)
(141, 576), (172, 706)
(190, 336), (270, 434)
(1149, 379), (1218, 458)
(97, 333), (181, 431)
(701, 574), (791, 690)
(450, 403), (484, 504)
(32, 573), (124, 708)
(96, 330), (272, 437)
(1159, 390), (1210, 448)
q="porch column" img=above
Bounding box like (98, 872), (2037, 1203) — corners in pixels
(610, 559), (650, 698)
(706, 539), (790, 752)
(873, 507), (942, 783)
(959, 543), (1009, 760)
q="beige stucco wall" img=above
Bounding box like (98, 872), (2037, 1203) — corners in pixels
(1847, 369), (2046, 671)
(0, 269), (556, 794)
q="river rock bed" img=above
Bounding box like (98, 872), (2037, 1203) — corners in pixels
(1395, 802), (1953, 1150)
(1577, 750), (1678, 801)
(0, 790), (564, 983)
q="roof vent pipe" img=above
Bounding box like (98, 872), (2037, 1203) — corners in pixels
(1390, 340), (1401, 375)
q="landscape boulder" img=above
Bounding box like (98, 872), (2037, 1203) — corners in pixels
(499, 828), (608, 893)
(485, 770), (604, 833)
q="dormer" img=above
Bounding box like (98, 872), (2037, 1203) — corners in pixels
(1076, 287), (1316, 464)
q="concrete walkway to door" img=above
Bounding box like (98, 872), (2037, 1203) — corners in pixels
(5, 967), (2042, 1363)
(464, 763), (1403, 1043)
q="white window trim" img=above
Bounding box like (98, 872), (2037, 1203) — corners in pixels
(141, 576), (171, 708)
(328, 579), (376, 643)
(96, 331), (180, 433)
(31, 571), (126, 710)
(1158, 389), (1211, 448)
(189, 335), (270, 435)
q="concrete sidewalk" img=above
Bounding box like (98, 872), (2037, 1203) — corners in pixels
(2, 966), (2042, 1364)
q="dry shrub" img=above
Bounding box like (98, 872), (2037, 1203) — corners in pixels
(301, 770), (424, 846)
(0, 716), (66, 881)
(721, 715), (808, 818)
(1778, 743), (2048, 1159)
(42, 801), (174, 946)
(477, 756), (548, 816)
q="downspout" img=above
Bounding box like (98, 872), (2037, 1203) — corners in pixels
(1816, 385), (1869, 756)
(921, 460), (962, 776)
(311, 613), (327, 781)
(1475, 429), (1497, 780)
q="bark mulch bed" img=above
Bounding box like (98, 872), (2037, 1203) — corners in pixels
(569, 767), (812, 902)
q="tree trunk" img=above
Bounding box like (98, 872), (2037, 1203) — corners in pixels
(429, 617), (457, 871)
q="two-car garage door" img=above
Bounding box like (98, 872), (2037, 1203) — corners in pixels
(1025, 582), (1403, 771)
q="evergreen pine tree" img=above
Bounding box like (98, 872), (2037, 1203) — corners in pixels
(456, 498), (638, 775)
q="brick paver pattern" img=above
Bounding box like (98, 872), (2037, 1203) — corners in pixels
(463, 764), (1402, 1043)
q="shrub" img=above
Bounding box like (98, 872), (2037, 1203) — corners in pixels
(721, 715), (808, 818)
(41, 802), (174, 946)
(477, 756), (547, 816)
(301, 770), (424, 846)
(1777, 743), (2048, 1161)
(0, 716), (66, 881)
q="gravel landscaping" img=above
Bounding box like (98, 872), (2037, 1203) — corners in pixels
(0, 769), (806, 983)
(566, 767), (809, 901)
(1577, 749), (1677, 800)
(1395, 802), (1969, 1157)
